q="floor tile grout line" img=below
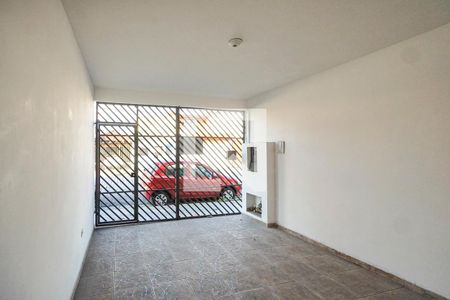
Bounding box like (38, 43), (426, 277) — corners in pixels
(354, 286), (405, 299)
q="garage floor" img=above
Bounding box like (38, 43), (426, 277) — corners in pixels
(75, 215), (431, 300)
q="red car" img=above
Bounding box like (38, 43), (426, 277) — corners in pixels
(144, 161), (241, 205)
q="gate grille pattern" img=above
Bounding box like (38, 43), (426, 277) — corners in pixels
(95, 103), (244, 226)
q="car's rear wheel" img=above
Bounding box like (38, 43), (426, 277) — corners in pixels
(152, 191), (171, 206)
(221, 187), (236, 201)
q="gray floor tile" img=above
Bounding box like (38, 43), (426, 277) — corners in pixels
(231, 267), (265, 293)
(91, 237), (116, 249)
(274, 259), (322, 281)
(204, 251), (240, 273)
(139, 237), (168, 251)
(296, 275), (358, 299)
(271, 281), (321, 300)
(82, 257), (115, 278)
(114, 285), (155, 300)
(115, 252), (147, 273)
(87, 243), (115, 260)
(92, 228), (116, 243)
(194, 240), (228, 258)
(229, 228), (262, 239)
(152, 278), (196, 300)
(171, 258), (214, 279)
(220, 238), (254, 253)
(142, 248), (176, 267)
(256, 246), (296, 263)
(231, 248), (271, 269)
(359, 287), (434, 300)
(75, 273), (114, 299)
(327, 268), (402, 297)
(258, 245), (322, 264)
(247, 263), (293, 285)
(148, 262), (184, 284)
(75, 216), (430, 300)
(169, 243), (203, 261)
(188, 272), (237, 299)
(115, 230), (139, 243)
(114, 268), (152, 291)
(301, 254), (360, 275)
(234, 287), (280, 300)
(188, 233), (218, 244)
(74, 292), (113, 300)
(115, 239), (142, 257)
(249, 236), (273, 248)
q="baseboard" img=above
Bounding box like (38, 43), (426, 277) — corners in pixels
(274, 224), (445, 300)
(70, 229), (94, 300)
(267, 222), (277, 228)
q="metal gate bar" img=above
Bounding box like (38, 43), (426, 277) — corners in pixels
(95, 102), (244, 226)
(177, 108), (243, 218)
(96, 124), (137, 225)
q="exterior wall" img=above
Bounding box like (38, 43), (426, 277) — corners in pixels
(0, 0), (94, 299)
(247, 24), (450, 297)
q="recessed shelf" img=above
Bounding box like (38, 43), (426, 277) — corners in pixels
(242, 142), (276, 225)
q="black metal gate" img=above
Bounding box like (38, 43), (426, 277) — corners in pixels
(95, 102), (244, 226)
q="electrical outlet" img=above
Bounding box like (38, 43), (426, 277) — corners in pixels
(81, 229), (84, 238)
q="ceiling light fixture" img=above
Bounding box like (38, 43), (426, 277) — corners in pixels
(228, 38), (243, 48)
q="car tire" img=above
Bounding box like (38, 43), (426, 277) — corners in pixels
(221, 187), (236, 201)
(152, 191), (172, 206)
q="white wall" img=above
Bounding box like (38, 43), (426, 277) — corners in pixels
(0, 1), (94, 299)
(247, 24), (450, 297)
(246, 109), (267, 143)
(95, 87), (246, 109)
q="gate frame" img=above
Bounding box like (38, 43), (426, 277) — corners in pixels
(95, 122), (139, 226)
(94, 101), (245, 227)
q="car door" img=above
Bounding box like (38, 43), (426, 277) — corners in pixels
(193, 164), (221, 198)
(180, 163), (197, 199)
(163, 163), (185, 199)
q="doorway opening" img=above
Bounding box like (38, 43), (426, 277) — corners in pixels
(95, 102), (244, 226)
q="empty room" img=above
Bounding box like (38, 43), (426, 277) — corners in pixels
(1, 0), (449, 299)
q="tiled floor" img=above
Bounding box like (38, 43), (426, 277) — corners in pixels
(75, 215), (433, 300)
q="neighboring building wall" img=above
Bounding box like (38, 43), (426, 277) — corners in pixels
(0, 0), (94, 299)
(247, 24), (450, 297)
(182, 137), (243, 180)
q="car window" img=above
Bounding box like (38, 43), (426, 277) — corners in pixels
(195, 164), (213, 179)
(143, 162), (157, 174)
(165, 164), (184, 177)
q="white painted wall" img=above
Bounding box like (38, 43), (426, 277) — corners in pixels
(247, 24), (450, 297)
(246, 109), (267, 143)
(0, 1), (94, 299)
(95, 87), (246, 109)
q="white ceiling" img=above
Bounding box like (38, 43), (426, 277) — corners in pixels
(62, 0), (450, 100)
